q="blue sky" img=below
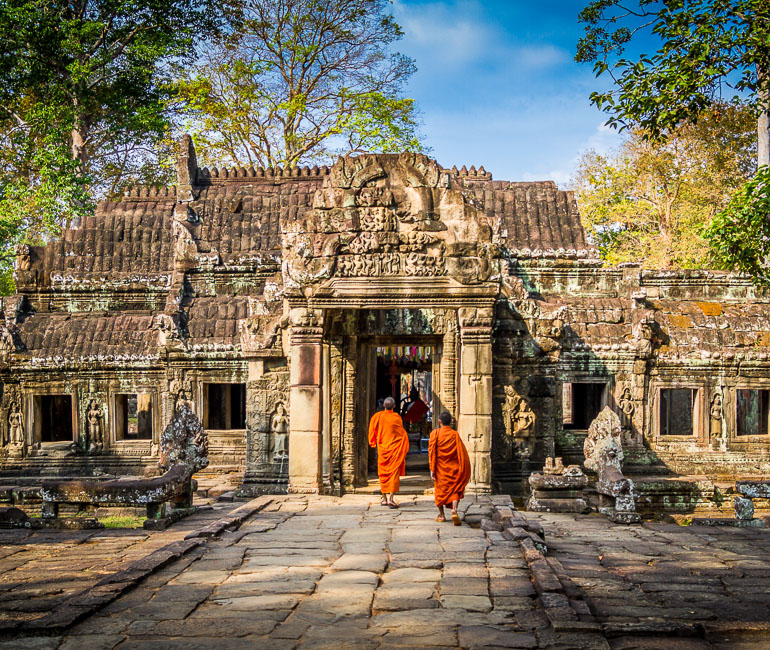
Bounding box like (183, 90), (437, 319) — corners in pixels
(391, 0), (631, 187)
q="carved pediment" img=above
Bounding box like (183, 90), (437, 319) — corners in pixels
(281, 153), (499, 291)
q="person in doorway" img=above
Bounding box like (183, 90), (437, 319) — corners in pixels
(368, 396), (410, 508)
(429, 411), (471, 525)
(403, 387), (429, 424)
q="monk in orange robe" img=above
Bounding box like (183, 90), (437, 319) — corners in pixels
(368, 396), (409, 508)
(429, 411), (471, 525)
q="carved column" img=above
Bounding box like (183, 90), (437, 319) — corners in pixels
(458, 307), (494, 493)
(288, 308), (324, 494)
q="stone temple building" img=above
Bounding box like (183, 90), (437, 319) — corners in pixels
(1, 136), (769, 500)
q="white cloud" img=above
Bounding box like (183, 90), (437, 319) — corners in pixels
(584, 122), (621, 156)
(392, 0), (568, 74)
(511, 44), (570, 70)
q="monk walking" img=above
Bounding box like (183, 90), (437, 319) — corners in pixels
(368, 396), (409, 508)
(429, 411), (471, 525)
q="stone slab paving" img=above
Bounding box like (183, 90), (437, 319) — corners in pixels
(0, 501), (242, 631)
(529, 512), (770, 649)
(42, 494), (569, 649)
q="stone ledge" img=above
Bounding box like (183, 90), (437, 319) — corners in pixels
(184, 496), (273, 539)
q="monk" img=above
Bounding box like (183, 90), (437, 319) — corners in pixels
(429, 411), (471, 525)
(368, 396), (410, 508)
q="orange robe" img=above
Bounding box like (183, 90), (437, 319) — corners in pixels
(429, 425), (471, 507)
(368, 410), (409, 494)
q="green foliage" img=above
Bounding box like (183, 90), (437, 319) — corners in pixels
(175, 0), (424, 168)
(0, 0), (221, 294)
(574, 103), (756, 268)
(577, 0), (770, 138)
(703, 166), (770, 285)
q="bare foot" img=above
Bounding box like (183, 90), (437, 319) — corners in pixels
(435, 514), (446, 522)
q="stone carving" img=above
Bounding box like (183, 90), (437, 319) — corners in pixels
(584, 407), (640, 524)
(710, 390), (726, 451)
(175, 389), (191, 413)
(172, 220), (199, 269)
(534, 308), (564, 358)
(502, 385), (535, 457)
(619, 387), (634, 419)
(14, 244), (31, 272)
(87, 400), (104, 451)
(41, 405), (208, 521)
(241, 369), (290, 495)
(7, 403), (23, 446)
(270, 402), (289, 461)
(632, 317), (654, 358)
(543, 456), (564, 474)
(159, 404), (209, 475)
(527, 457), (589, 513)
(281, 153), (497, 291)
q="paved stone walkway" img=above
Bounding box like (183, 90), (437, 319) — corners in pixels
(5, 496), (770, 648)
(0, 502), (241, 630)
(46, 495), (549, 649)
(531, 512), (770, 649)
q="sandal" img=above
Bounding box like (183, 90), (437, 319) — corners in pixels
(435, 515), (446, 522)
(388, 502), (400, 509)
(380, 498), (388, 507)
(451, 512), (461, 526)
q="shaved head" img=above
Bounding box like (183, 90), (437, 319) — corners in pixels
(383, 396), (395, 410)
(439, 411), (452, 426)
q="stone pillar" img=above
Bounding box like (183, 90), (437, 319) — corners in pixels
(458, 307), (494, 494)
(288, 308), (324, 494)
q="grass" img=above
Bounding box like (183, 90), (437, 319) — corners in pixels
(99, 515), (147, 528)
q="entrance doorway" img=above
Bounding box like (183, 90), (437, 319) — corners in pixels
(368, 343), (439, 476)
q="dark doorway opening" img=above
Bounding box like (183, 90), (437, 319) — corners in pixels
(40, 395), (73, 442)
(205, 383), (246, 430)
(563, 382), (607, 429)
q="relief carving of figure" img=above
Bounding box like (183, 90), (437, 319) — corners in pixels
(8, 402), (23, 446)
(502, 386), (535, 457)
(175, 389), (190, 413)
(270, 403), (289, 461)
(710, 390), (725, 450)
(87, 399), (103, 450)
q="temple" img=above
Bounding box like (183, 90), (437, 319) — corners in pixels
(1, 136), (769, 502)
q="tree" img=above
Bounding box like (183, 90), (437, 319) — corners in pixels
(576, 1), (770, 167)
(175, 0), (423, 169)
(0, 0), (219, 292)
(574, 103), (756, 268)
(576, 1), (770, 282)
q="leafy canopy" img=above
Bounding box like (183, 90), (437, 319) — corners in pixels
(574, 103), (756, 268)
(175, 0), (423, 169)
(576, 0), (770, 139)
(0, 0), (220, 292)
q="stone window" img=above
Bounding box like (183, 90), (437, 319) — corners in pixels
(115, 394), (152, 440)
(205, 383), (246, 430)
(563, 382), (607, 429)
(35, 395), (74, 443)
(659, 388), (697, 436)
(736, 389), (770, 437)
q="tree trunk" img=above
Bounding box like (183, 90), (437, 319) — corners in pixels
(71, 97), (87, 177)
(758, 64), (770, 168)
(759, 110), (769, 169)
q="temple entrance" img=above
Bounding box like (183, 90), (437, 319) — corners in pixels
(373, 345), (435, 472)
